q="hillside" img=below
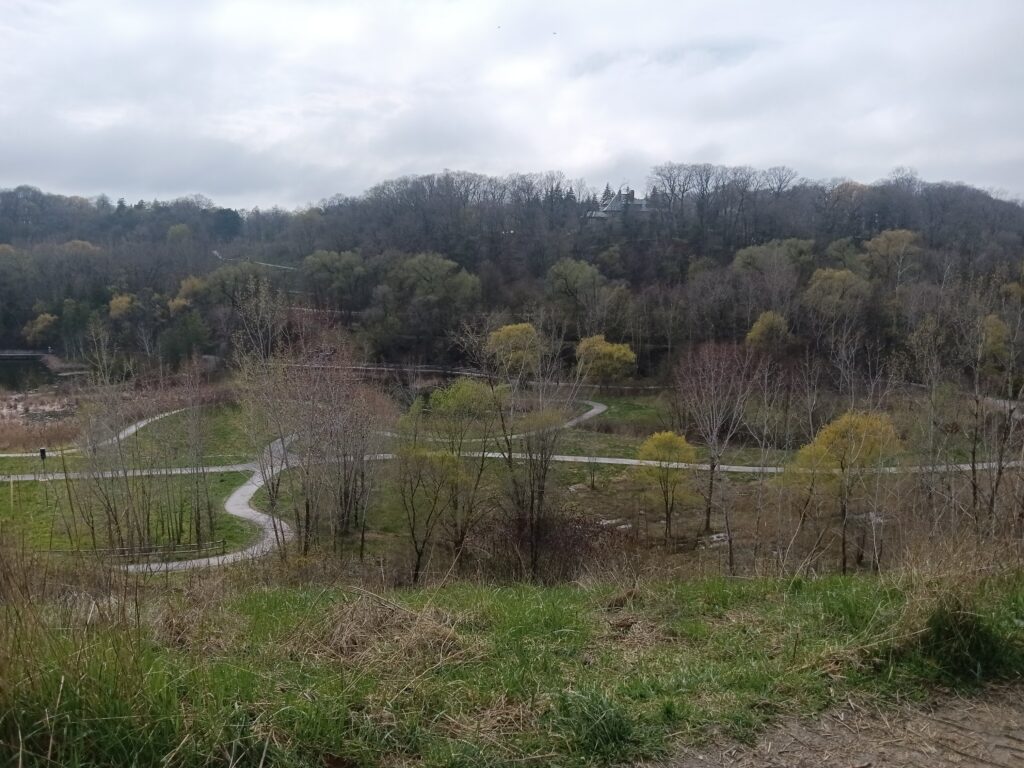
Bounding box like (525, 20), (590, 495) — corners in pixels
(3, 564), (1022, 767)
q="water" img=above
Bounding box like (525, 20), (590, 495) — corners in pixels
(0, 359), (54, 392)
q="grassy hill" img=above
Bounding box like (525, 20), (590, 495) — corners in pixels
(2, 568), (1021, 767)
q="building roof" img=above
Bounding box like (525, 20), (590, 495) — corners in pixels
(586, 188), (651, 219)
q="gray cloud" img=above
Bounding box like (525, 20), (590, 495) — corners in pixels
(1, 0), (1023, 208)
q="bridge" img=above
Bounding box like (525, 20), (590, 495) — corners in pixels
(0, 349), (46, 359)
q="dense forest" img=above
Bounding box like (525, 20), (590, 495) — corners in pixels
(2, 164), (1024, 377)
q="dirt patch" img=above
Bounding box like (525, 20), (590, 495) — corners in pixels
(660, 686), (1024, 767)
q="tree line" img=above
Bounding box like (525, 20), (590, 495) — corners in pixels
(1, 164), (1023, 380)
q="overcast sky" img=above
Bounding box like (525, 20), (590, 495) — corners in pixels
(2, 0), (1023, 209)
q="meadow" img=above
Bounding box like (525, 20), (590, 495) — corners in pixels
(2, 377), (1023, 766)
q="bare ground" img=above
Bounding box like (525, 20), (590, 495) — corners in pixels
(658, 685), (1024, 768)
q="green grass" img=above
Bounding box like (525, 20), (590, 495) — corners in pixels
(554, 429), (794, 467)
(0, 472), (255, 552)
(0, 452), (86, 475)
(0, 392), (994, 477)
(591, 394), (673, 432)
(250, 460), (502, 553)
(0, 403), (254, 475)
(3, 573), (1022, 766)
(127, 403), (254, 466)
(557, 429), (646, 458)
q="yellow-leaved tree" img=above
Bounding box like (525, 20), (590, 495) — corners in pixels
(790, 411), (900, 573)
(485, 322), (540, 380)
(576, 334), (636, 383)
(108, 293), (137, 320)
(745, 311), (792, 358)
(638, 431), (697, 542)
(22, 312), (58, 346)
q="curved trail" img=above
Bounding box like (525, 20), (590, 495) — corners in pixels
(379, 400), (608, 442)
(122, 404), (608, 573)
(0, 463), (291, 574)
(0, 408), (186, 458)
(9, 452), (1022, 485)
(1, 401), (612, 572)
(98, 450), (1024, 572)
(4, 395), (1022, 572)
(0, 463), (255, 483)
(124, 471), (292, 573)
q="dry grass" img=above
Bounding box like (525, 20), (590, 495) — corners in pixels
(602, 613), (667, 653)
(147, 576), (243, 654)
(601, 585), (647, 611)
(311, 592), (469, 669)
(0, 392), (79, 450)
(1, 550), (1021, 767)
(433, 695), (542, 754)
(0, 379), (241, 452)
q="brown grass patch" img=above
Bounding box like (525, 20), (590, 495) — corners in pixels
(310, 594), (468, 669)
(147, 577), (241, 653)
(602, 585), (647, 611)
(0, 392), (79, 450)
(435, 694), (540, 745)
(603, 613), (666, 652)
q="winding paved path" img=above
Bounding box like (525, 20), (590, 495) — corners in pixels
(4, 396), (1021, 572)
(8, 452), (1021, 486)
(123, 471), (291, 573)
(1, 401), (612, 572)
(0, 408), (186, 458)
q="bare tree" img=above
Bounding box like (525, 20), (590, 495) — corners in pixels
(236, 313), (394, 560)
(181, 360), (214, 546)
(395, 401), (455, 584)
(235, 351), (294, 556)
(463, 314), (585, 580)
(676, 343), (762, 533)
(648, 162), (692, 231)
(950, 278), (1005, 523)
(426, 377), (498, 565)
(763, 166), (798, 197)
(231, 274), (287, 361)
(745, 359), (788, 568)
(65, 354), (217, 558)
(325, 383), (390, 560)
(906, 313), (957, 529)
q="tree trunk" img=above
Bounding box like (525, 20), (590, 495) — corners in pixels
(724, 506), (735, 575)
(704, 460), (717, 532)
(412, 546), (425, 585)
(840, 493), (848, 575)
(663, 484), (673, 543)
